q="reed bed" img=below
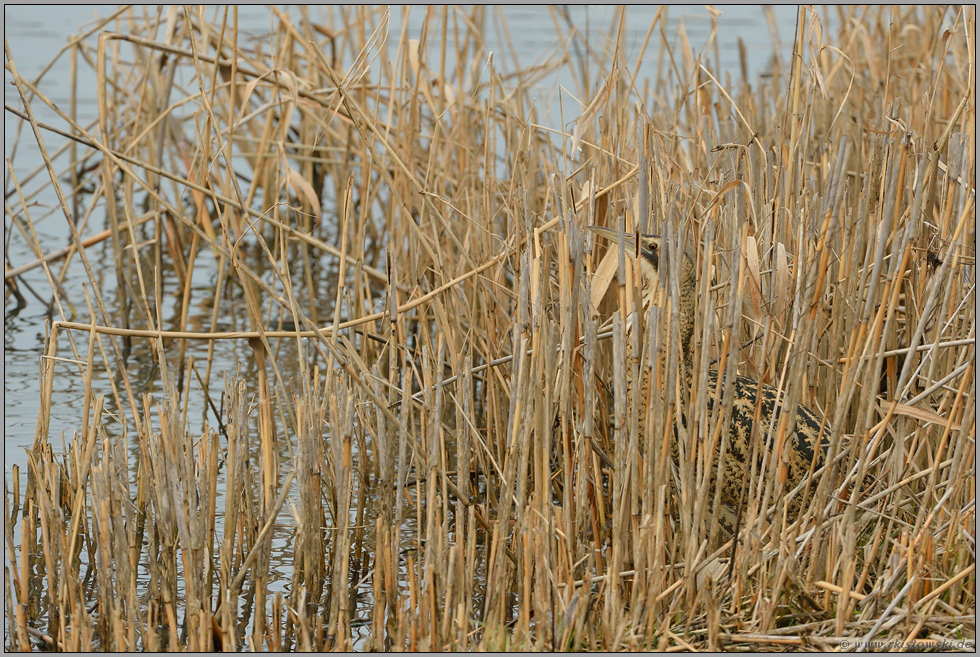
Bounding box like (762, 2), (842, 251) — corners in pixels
(4, 5), (975, 651)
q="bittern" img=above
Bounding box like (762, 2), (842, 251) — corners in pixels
(588, 225), (828, 530)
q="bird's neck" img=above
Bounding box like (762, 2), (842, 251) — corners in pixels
(677, 253), (696, 363)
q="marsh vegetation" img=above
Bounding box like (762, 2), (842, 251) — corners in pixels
(4, 5), (975, 651)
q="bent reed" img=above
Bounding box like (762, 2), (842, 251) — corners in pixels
(4, 6), (975, 651)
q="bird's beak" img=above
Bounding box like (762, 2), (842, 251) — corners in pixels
(586, 225), (638, 252)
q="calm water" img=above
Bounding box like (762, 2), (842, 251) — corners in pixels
(3, 5), (800, 647)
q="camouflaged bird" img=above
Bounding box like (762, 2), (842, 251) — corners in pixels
(589, 226), (829, 530)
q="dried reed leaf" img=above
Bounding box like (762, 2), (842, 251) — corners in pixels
(571, 66), (618, 153)
(408, 39), (422, 80)
(284, 164), (322, 219)
(234, 74), (268, 127)
(882, 401), (963, 432)
(774, 241), (790, 317)
(590, 246), (620, 316)
(442, 82), (457, 117)
(744, 234), (763, 323)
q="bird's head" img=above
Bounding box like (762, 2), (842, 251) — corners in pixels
(587, 225), (664, 291)
(587, 225), (697, 356)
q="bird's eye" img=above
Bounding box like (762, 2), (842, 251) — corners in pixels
(644, 242), (659, 269)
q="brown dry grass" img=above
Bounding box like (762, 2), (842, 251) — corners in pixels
(4, 5), (975, 651)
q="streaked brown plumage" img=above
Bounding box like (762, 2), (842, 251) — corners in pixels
(589, 226), (828, 529)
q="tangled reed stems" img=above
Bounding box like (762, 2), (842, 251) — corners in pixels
(4, 5), (975, 651)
